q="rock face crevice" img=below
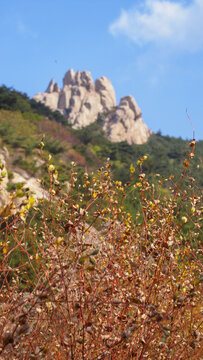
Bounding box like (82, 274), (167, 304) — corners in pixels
(34, 69), (151, 144)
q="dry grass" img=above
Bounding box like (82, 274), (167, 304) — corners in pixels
(0, 140), (202, 359)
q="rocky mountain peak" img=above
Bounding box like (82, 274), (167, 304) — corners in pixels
(120, 96), (142, 118)
(33, 69), (151, 144)
(46, 78), (54, 93)
(53, 82), (60, 93)
(46, 79), (60, 93)
(95, 76), (116, 111)
(63, 69), (94, 90)
(103, 95), (151, 145)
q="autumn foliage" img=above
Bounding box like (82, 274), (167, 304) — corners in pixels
(0, 140), (202, 359)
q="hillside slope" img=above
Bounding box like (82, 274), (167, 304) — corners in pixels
(0, 85), (202, 207)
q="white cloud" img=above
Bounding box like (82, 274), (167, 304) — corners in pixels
(109, 0), (203, 51)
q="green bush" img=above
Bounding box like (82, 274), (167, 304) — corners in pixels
(44, 136), (65, 154)
(7, 171), (14, 180)
(6, 182), (17, 192)
(0, 85), (31, 112)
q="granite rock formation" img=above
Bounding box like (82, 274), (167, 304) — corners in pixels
(104, 96), (151, 144)
(33, 69), (151, 144)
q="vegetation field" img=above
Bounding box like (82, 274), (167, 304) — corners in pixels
(0, 86), (202, 359)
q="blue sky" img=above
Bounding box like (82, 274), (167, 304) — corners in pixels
(0, 0), (203, 140)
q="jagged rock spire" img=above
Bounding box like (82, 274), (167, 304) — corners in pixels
(33, 68), (151, 144)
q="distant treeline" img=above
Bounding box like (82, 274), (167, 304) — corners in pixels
(0, 85), (67, 125)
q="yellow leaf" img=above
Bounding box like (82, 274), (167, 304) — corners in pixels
(20, 213), (26, 222)
(3, 247), (8, 254)
(16, 189), (24, 198)
(130, 164), (135, 174)
(48, 164), (55, 172)
(1, 170), (7, 178)
(55, 237), (63, 246)
(29, 196), (35, 207)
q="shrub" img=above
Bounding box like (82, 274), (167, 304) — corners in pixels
(44, 136), (65, 155)
(0, 140), (202, 359)
(6, 182), (17, 192)
(7, 171), (14, 180)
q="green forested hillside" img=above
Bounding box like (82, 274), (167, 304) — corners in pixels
(0, 85), (202, 190)
(75, 118), (203, 186)
(0, 85), (67, 124)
